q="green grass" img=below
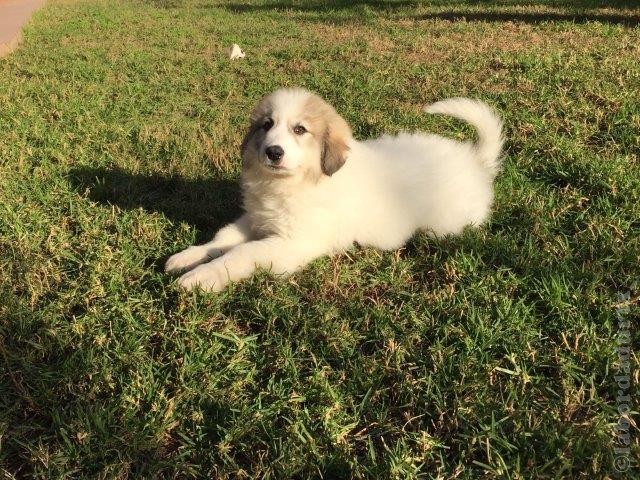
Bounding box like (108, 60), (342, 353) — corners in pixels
(1, 0), (639, 478)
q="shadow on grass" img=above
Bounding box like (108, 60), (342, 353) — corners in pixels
(413, 9), (640, 25)
(68, 166), (242, 241)
(219, 0), (640, 26)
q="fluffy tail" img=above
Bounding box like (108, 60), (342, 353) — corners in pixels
(424, 98), (504, 177)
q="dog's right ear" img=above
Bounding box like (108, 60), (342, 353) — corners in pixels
(321, 112), (351, 176)
(241, 122), (259, 158)
(242, 96), (272, 158)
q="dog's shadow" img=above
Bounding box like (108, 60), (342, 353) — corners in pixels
(68, 166), (541, 286)
(68, 166), (242, 242)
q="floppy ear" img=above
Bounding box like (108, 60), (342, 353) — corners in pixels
(321, 114), (351, 176)
(240, 122), (259, 158)
(241, 96), (271, 158)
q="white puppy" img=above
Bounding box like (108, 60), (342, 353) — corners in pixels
(166, 88), (503, 291)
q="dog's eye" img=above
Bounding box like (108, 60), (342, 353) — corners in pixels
(293, 125), (307, 135)
(263, 118), (274, 131)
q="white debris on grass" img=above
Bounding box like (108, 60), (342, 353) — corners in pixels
(228, 44), (245, 60)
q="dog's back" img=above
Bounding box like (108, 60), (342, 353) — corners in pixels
(335, 98), (503, 242)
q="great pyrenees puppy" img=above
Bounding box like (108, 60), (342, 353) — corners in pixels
(166, 88), (503, 291)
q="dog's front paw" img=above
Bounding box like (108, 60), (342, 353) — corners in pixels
(165, 246), (212, 274)
(177, 260), (229, 292)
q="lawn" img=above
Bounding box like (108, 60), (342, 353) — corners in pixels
(1, 0), (639, 478)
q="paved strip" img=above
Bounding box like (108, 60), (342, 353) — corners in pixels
(0, 0), (45, 57)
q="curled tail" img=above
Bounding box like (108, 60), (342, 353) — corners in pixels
(424, 98), (504, 177)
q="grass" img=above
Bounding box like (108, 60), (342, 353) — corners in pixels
(1, 0), (639, 478)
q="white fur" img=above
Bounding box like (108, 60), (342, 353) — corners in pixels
(165, 89), (504, 291)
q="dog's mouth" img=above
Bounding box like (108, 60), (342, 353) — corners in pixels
(263, 161), (289, 173)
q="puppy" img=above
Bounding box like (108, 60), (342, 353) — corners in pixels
(165, 88), (503, 291)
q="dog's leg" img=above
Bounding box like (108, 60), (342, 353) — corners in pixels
(177, 237), (323, 292)
(165, 214), (254, 274)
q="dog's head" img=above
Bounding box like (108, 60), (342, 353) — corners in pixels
(241, 88), (352, 179)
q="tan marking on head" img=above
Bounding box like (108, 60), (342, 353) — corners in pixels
(302, 93), (352, 176)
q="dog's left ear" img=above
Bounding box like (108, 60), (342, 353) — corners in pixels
(321, 113), (351, 176)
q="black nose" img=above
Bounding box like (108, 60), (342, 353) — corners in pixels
(265, 145), (284, 162)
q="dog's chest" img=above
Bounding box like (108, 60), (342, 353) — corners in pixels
(242, 181), (305, 237)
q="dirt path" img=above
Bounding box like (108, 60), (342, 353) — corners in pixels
(0, 0), (44, 57)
